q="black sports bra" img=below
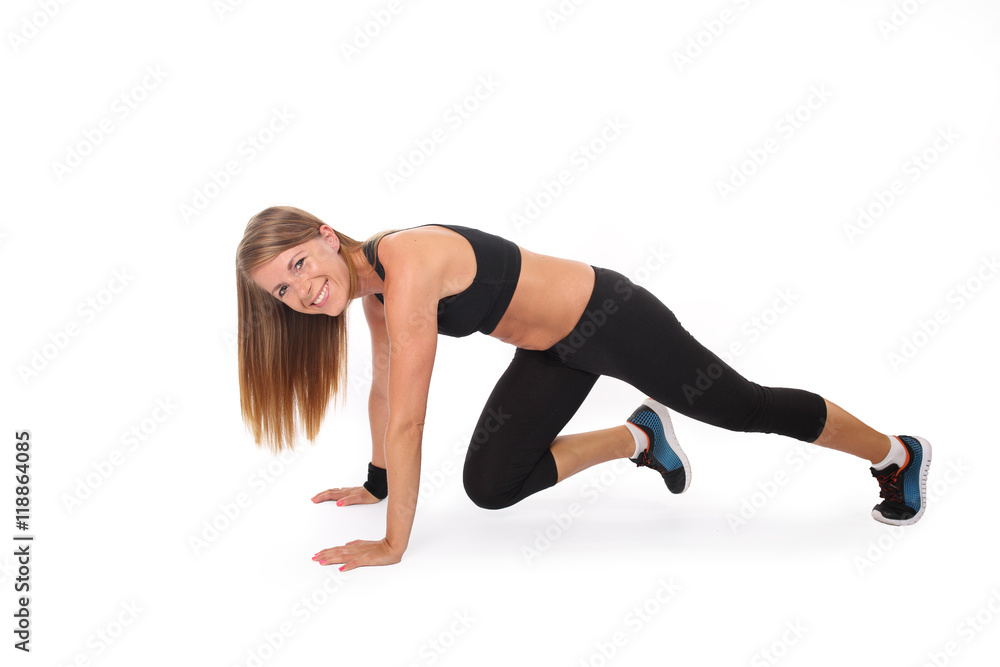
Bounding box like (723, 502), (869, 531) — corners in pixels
(361, 224), (522, 338)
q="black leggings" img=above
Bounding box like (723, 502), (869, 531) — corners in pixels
(462, 266), (828, 510)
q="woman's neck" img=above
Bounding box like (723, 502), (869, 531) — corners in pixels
(347, 247), (383, 299)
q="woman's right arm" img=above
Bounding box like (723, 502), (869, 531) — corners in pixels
(310, 293), (389, 506)
(365, 292), (390, 470)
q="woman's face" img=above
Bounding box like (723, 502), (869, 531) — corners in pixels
(250, 226), (351, 316)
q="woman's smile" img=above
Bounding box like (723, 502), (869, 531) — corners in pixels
(310, 279), (330, 308)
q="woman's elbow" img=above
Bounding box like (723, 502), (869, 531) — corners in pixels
(386, 419), (425, 440)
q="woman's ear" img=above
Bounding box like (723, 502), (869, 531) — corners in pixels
(319, 225), (340, 252)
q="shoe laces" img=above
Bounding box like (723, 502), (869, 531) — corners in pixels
(871, 466), (904, 505)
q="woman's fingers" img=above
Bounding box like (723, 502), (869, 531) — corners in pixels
(311, 486), (380, 505)
(346, 489), (381, 504)
(312, 540), (396, 570)
(312, 540), (370, 564)
(311, 488), (346, 503)
(336, 491), (370, 506)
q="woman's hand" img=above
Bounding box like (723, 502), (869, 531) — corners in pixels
(311, 486), (381, 506)
(312, 538), (403, 571)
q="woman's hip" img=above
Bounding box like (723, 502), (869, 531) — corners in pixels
(539, 265), (653, 372)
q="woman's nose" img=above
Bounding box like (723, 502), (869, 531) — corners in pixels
(294, 277), (312, 300)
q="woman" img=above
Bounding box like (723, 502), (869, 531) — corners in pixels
(235, 205), (932, 572)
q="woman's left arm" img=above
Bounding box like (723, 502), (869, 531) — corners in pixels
(313, 246), (439, 571)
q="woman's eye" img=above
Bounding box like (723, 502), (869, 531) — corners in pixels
(277, 258), (305, 298)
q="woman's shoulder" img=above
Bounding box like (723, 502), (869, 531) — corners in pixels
(377, 225), (459, 268)
(378, 225), (480, 304)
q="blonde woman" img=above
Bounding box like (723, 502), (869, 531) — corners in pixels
(235, 206), (931, 572)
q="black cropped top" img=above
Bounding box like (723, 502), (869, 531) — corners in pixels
(361, 224), (522, 338)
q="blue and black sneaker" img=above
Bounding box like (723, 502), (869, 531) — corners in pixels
(627, 398), (691, 494)
(870, 435), (932, 526)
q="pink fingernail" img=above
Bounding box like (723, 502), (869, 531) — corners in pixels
(339, 566), (345, 571)
(337, 500), (343, 506)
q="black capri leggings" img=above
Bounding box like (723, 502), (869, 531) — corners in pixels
(462, 266), (828, 510)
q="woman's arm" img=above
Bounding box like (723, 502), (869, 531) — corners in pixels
(363, 292), (390, 470)
(379, 253), (439, 555)
(309, 292), (390, 507)
(368, 389), (388, 469)
(313, 234), (442, 570)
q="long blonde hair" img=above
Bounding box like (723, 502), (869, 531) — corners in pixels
(235, 205), (397, 454)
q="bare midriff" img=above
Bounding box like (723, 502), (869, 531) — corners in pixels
(488, 245), (596, 351)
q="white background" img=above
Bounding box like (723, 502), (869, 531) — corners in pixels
(3, 1), (999, 665)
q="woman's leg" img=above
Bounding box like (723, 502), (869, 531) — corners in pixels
(549, 425), (636, 483)
(548, 266), (890, 463)
(542, 398), (892, 493)
(813, 398), (890, 463)
(462, 347), (601, 510)
(464, 267), (897, 510)
(547, 400), (891, 467)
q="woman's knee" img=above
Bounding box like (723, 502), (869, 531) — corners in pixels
(695, 381), (826, 442)
(669, 364), (764, 432)
(462, 465), (513, 510)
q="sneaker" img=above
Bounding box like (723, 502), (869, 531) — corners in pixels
(627, 398), (691, 494)
(870, 435), (932, 526)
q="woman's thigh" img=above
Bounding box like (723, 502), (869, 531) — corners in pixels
(463, 346), (600, 509)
